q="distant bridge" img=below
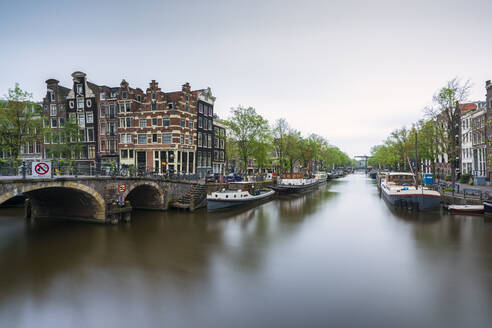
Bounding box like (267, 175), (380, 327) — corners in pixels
(0, 176), (205, 223)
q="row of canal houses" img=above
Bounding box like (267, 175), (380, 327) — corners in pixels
(433, 80), (492, 185)
(41, 71), (226, 177)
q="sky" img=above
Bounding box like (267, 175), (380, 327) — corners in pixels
(1, 0), (491, 157)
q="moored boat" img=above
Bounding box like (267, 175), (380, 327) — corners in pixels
(207, 187), (275, 211)
(271, 173), (319, 194)
(314, 172), (328, 183)
(483, 201), (492, 215)
(380, 172), (440, 210)
(448, 204), (484, 215)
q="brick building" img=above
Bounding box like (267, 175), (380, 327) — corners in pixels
(194, 88), (215, 178)
(486, 80), (492, 181)
(118, 80), (197, 174)
(471, 102), (487, 182)
(212, 120), (226, 175)
(97, 85), (120, 165)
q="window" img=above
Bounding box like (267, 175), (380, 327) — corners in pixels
(137, 95), (141, 102)
(86, 112), (93, 124)
(59, 117), (65, 127)
(79, 129), (85, 142)
(199, 103), (203, 113)
(50, 104), (57, 116)
(163, 118), (170, 127)
(208, 135), (212, 148)
(152, 118), (158, 126)
(139, 119), (147, 127)
(198, 132), (202, 147)
(129, 149), (134, 158)
(50, 91), (55, 101)
(88, 145), (95, 159)
(127, 134), (132, 144)
(162, 133), (172, 144)
(122, 91), (127, 99)
(120, 118), (125, 128)
(100, 123), (106, 135)
(180, 119), (185, 127)
(152, 134), (157, 143)
(168, 103), (174, 109)
(51, 118), (57, 128)
(77, 98), (84, 109)
(126, 117), (131, 128)
(152, 93), (156, 100)
(185, 104), (189, 112)
(189, 135), (193, 145)
(180, 134), (184, 144)
(208, 119), (212, 130)
(100, 92), (105, 100)
(198, 117), (202, 128)
(69, 113), (76, 123)
(138, 134), (147, 144)
(109, 123), (115, 135)
(120, 103), (125, 112)
(126, 103), (131, 112)
(87, 128), (94, 142)
(78, 113), (85, 126)
(151, 103), (156, 110)
(189, 121), (193, 129)
(121, 149), (128, 159)
(76, 84), (83, 94)
(100, 105), (106, 117)
(120, 133), (126, 144)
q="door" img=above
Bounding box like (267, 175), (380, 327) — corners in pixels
(137, 151), (146, 170)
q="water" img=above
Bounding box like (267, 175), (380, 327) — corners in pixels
(1, 173), (492, 327)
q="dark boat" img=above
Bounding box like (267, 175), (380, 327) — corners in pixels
(207, 188), (275, 211)
(484, 201), (492, 215)
(271, 177), (319, 194)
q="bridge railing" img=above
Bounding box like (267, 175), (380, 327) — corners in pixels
(0, 162), (203, 182)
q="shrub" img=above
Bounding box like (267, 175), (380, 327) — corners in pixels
(460, 173), (472, 184)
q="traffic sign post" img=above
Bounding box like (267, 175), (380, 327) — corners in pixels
(32, 161), (52, 178)
(118, 184), (126, 193)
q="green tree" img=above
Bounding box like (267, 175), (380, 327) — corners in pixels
(46, 117), (84, 161)
(225, 106), (270, 173)
(0, 84), (44, 163)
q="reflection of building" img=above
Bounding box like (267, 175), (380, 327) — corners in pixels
(212, 120), (226, 175)
(194, 88), (215, 178)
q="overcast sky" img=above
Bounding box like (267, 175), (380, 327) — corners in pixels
(1, 0), (491, 157)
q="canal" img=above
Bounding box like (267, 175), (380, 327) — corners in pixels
(1, 173), (492, 327)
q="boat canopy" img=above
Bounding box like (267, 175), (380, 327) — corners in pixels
(386, 172), (415, 185)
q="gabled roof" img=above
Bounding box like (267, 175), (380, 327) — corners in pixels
(459, 103), (477, 114)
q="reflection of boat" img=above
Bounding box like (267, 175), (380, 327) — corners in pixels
(271, 175), (319, 194)
(207, 188), (275, 211)
(381, 172), (440, 210)
(448, 204), (484, 215)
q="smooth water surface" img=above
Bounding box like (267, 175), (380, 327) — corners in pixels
(2, 173), (492, 327)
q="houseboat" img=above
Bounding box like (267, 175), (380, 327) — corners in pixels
(380, 172), (440, 210)
(207, 187), (275, 211)
(271, 173), (319, 194)
(314, 172), (328, 183)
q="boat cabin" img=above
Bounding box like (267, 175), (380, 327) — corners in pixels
(386, 173), (415, 186)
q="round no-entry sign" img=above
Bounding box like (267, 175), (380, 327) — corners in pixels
(32, 161), (52, 178)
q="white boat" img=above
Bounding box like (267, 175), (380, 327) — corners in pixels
(207, 188), (275, 211)
(314, 172), (327, 183)
(380, 172), (440, 210)
(271, 177), (319, 194)
(448, 204), (484, 215)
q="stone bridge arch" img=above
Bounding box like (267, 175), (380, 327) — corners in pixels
(0, 181), (106, 221)
(124, 181), (167, 210)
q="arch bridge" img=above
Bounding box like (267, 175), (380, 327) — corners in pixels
(0, 177), (204, 223)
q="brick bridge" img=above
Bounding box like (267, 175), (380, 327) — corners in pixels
(0, 177), (206, 223)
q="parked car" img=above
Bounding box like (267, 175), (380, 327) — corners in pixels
(226, 173), (243, 182)
(206, 173), (221, 183)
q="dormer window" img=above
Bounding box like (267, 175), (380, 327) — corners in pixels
(152, 93), (156, 100)
(76, 84), (83, 94)
(100, 92), (105, 100)
(137, 95), (141, 102)
(49, 91), (55, 101)
(122, 91), (127, 99)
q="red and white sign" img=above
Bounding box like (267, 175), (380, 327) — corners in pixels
(118, 184), (126, 193)
(32, 161), (51, 178)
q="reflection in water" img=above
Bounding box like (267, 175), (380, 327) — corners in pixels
(1, 175), (492, 327)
